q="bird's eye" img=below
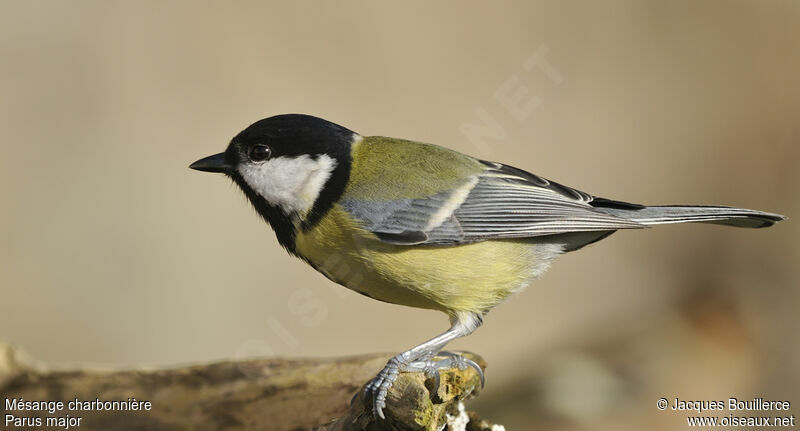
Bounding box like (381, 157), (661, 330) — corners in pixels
(248, 144), (272, 162)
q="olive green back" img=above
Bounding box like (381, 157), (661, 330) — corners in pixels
(343, 136), (484, 201)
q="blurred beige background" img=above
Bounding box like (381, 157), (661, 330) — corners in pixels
(1, 1), (798, 429)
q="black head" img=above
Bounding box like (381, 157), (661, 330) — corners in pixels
(190, 114), (357, 252)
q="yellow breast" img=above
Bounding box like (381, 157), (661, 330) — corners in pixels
(294, 205), (561, 315)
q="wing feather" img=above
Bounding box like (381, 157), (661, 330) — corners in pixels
(339, 156), (645, 245)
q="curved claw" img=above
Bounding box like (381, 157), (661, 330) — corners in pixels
(400, 359), (444, 396)
(437, 352), (485, 388)
(364, 356), (403, 420)
(367, 376), (391, 419)
(424, 364), (441, 394)
(463, 357), (485, 388)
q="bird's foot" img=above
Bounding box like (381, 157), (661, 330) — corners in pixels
(364, 354), (406, 420)
(365, 352), (485, 419)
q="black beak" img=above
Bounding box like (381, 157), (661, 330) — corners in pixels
(190, 153), (231, 173)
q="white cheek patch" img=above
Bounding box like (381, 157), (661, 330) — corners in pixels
(238, 154), (337, 217)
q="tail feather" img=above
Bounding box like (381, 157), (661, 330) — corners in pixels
(593, 204), (786, 229)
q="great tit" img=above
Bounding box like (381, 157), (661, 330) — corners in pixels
(190, 114), (785, 418)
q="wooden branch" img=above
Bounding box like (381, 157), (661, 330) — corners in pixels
(0, 343), (501, 431)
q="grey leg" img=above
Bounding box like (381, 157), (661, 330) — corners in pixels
(365, 311), (484, 419)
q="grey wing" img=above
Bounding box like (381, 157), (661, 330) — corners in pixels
(339, 161), (647, 245)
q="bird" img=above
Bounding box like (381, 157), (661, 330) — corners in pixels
(190, 113), (785, 419)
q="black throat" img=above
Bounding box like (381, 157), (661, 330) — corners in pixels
(230, 171), (299, 253)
